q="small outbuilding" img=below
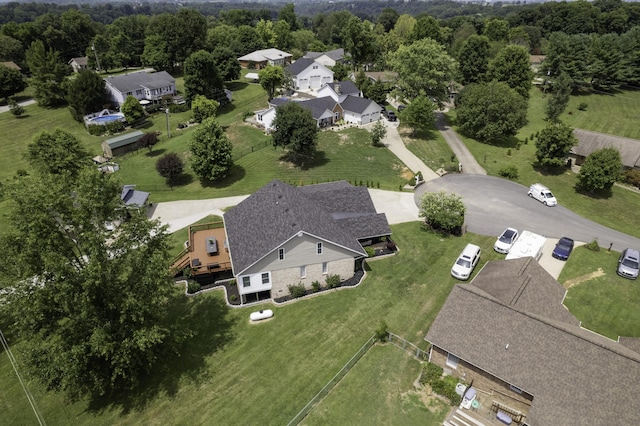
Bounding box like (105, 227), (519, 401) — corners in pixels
(102, 130), (144, 158)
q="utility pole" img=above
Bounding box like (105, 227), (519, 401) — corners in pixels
(91, 43), (102, 73)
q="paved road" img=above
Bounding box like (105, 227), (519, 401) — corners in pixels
(416, 174), (640, 252)
(380, 120), (440, 182)
(435, 112), (486, 175)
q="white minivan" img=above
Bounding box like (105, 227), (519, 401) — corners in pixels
(528, 183), (557, 206)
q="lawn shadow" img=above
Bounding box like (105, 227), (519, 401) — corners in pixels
(85, 292), (236, 415)
(170, 172), (194, 188)
(200, 164), (246, 188)
(574, 184), (613, 199)
(532, 163), (570, 176)
(278, 150), (329, 170)
(226, 81), (249, 91)
(145, 148), (166, 158)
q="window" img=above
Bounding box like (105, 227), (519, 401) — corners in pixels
(446, 353), (459, 369)
(261, 273), (269, 284)
(317, 242), (323, 254)
(322, 262), (328, 274)
(313, 65), (318, 69)
(278, 248), (285, 260)
(300, 265), (306, 278)
(242, 276), (251, 287)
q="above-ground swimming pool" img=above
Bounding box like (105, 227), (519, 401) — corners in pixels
(90, 113), (125, 124)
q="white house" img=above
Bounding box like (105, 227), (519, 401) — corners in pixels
(286, 58), (333, 91)
(303, 48), (345, 68)
(341, 96), (381, 125)
(316, 80), (361, 104)
(104, 71), (176, 107)
(238, 48), (292, 69)
(255, 107), (277, 132)
(68, 56), (89, 73)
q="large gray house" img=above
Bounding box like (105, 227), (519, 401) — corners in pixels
(224, 180), (391, 303)
(104, 71), (176, 107)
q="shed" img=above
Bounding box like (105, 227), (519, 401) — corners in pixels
(102, 130), (144, 158)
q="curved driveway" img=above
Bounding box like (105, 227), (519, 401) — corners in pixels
(416, 174), (640, 252)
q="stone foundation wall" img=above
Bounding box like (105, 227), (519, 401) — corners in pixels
(270, 258), (355, 298)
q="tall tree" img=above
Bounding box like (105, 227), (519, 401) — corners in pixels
(0, 168), (184, 400)
(419, 191), (466, 234)
(458, 35), (491, 85)
(26, 129), (91, 178)
(147, 9), (207, 71)
(488, 44), (534, 99)
(589, 33), (623, 91)
(535, 122), (577, 168)
(190, 117), (233, 182)
(0, 63), (26, 101)
(456, 81), (528, 142)
(67, 69), (107, 122)
(341, 16), (377, 69)
(26, 40), (69, 107)
(191, 95), (219, 123)
(184, 50), (224, 105)
(387, 38), (457, 107)
(542, 32), (590, 90)
(141, 34), (172, 72)
(545, 71), (572, 123)
(278, 3), (299, 31)
(577, 147), (622, 192)
(483, 18), (510, 42)
(377, 8), (400, 33)
(272, 102), (318, 165)
(401, 95), (436, 136)
(259, 65), (284, 99)
(410, 14), (445, 45)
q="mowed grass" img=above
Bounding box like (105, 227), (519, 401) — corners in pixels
(400, 124), (459, 173)
(1, 223), (503, 425)
(444, 87), (640, 238)
(558, 245), (640, 340)
(303, 344), (450, 425)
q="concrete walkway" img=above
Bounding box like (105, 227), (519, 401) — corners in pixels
(435, 112), (486, 175)
(0, 98), (36, 114)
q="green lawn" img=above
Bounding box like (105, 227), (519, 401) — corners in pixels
(558, 246), (640, 340)
(401, 125), (459, 173)
(303, 344), (450, 425)
(1, 223), (501, 425)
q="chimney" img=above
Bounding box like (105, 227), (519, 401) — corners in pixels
(335, 83), (341, 95)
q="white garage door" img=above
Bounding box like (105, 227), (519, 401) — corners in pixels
(310, 75), (321, 89)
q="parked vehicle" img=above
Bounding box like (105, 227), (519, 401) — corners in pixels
(528, 183), (557, 206)
(387, 111), (397, 121)
(506, 230), (546, 261)
(451, 243), (481, 280)
(494, 228), (519, 254)
(552, 237), (575, 261)
(617, 248), (640, 279)
(378, 104), (387, 118)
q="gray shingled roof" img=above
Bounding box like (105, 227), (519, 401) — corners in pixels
(572, 128), (640, 168)
(326, 80), (359, 95)
(287, 57), (316, 76)
(340, 95), (376, 114)
(104, 71), (175, 94)
(224, 180), (389, 275)
(270, 97), (339, 121)
(121, 185), (149, 207)
(426, 259), (640, 426)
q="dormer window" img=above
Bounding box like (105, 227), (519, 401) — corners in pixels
(278, 248), (285, 260)
(317, 242), (323, 254)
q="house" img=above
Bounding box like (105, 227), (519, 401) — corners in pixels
(340, 95), (381, 125)
(304, 48), (345, 68)
(570, 128), (640, 169)
(121, 184), (149, 208)
(68, 56), (89, 73)
(0, 61), (22, 72)
(316, 80), (361, 103)
(286, 58), (333, 91)
(224, 180), (391, 304)
(257, 96), (343, 131)
(101, 130), (144, 158)
(104, 71), (176, 107)
(238, 48), (292, 69)
(425, 257), (640, 426)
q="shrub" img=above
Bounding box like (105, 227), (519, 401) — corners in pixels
(183, 267), (193, 279)
(507, 148), (512, 156)
(169, 103), (189, 113)
(585, 239), (600, 251)
(420, 363), (461, 406)
(311, 280), (321, 292)
(288, 282), (306, 298)
(187, 280), (201, 294)
(365, 246), (375, 257)
(578, 102), (588, 111)
(421, 362), (443, 385)
(499, 165), (519, 180)
(325, 274), (341, 289)
(374, 320), (388, 342)
(624, 169), (640, 188)
(230, 294), (238, 302)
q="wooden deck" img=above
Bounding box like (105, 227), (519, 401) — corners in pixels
(171, 222), (232, 276)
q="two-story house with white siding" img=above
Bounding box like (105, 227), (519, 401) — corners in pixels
(224, 180), (391, 304)
(286, 58), (333, 91)
(104, 71), (176, 107)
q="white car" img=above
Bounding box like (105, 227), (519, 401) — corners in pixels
(494, 228), (519, 254)
(528, 183), (557, 206)
(451, 244), (481, 281)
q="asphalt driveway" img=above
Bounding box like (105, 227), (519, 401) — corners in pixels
(416, 174), (640, 253)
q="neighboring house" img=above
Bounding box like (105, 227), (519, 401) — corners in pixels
(570, 128), (640, 169)
(340, 95), (381, 125)
(425, 257), (640, 426)
(104, 71), (176, 107)
(224, 180), (391, 304)
(68, 56), (89, 73)
(257, 96), (342, 130)
(0, 61), (22, 71)
(316, 80), (361, 103)
(304, 48), (345, 67)
(102, 130), (144, 158)
(254, 106), (277, 132)
(529, 54), (545, 72)
(287, 58), (333, 91)
(238, 48), (292, 69)
(121, 184), (149, 208)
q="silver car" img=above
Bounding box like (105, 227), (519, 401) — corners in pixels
(617, 248), (639, 280)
